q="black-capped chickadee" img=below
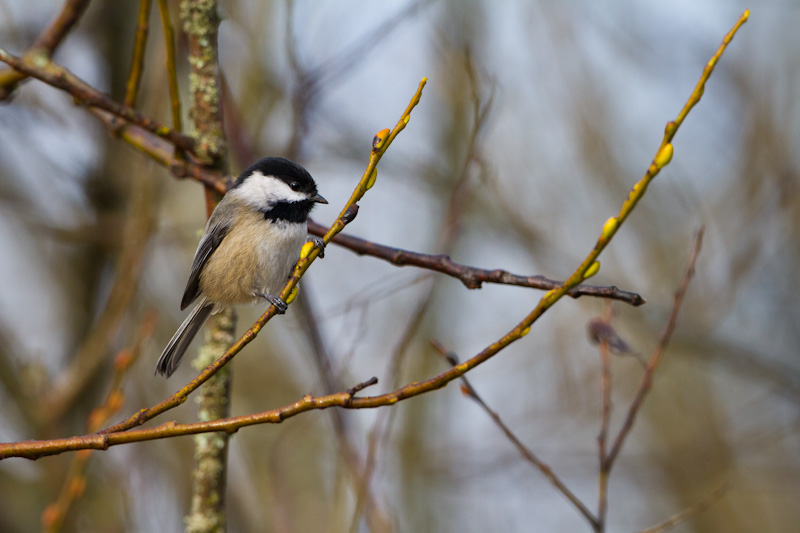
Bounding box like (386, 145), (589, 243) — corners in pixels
(155, 157), (327, 377)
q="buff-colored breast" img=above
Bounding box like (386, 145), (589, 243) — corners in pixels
(198, 209), (306, 306)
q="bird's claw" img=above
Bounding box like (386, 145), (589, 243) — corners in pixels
(307, 235), (326, 258)
(256, 292), (288, 314)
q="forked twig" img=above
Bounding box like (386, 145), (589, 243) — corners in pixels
(604, 228), (705, 469)
(432, 341), (599, 529)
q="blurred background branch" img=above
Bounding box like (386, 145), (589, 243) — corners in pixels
(0, 0), (91, 99)
(41, 312), (156, 533)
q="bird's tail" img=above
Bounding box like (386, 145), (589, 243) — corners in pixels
(155, 298), (215, 378)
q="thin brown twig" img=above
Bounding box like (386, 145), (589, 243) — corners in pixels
(310, 220), (646, 306)
(295, 291), (393, 533)
(637, 483), (729, 533)
(0, 0), (92, 99)
(604, 227), (705, 469)
(0, 48), (197, 155)
(124, 0), (152, 108)
(352, 290), (433, 533)
(596, 301), (614, 532)
(431, 340), (599, 530)
(290, 287), (391, 532)
(0, 325), (32, 422)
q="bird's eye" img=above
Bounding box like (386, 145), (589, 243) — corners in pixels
(289, 181), (301, 191)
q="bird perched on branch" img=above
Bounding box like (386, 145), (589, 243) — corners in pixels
(155, 157), (327, 377)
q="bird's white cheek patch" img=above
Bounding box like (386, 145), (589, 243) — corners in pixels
(235, 171), (308, 209)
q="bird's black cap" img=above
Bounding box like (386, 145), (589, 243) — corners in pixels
(234, 157), (320, 199)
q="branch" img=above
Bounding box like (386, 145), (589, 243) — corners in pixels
(309, 220), (646, 306)
(595, 302), (614, 531)
(89, 108), (228, 195)
(180, 0), (225, 166)
(156, 0), (182, 144)
(123, 0), (151, 108)
(0, 0), (91, 99)
(0, 377), (381, 460)
(604, 228), (705, 469)
(431, 341), (599, 530)
(0, 48), (197, 155)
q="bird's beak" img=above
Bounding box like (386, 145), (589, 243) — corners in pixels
(311, 193), (328, 204)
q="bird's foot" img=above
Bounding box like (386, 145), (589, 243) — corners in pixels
(307, 235), (326, 258)
(256, 292), (288, 314)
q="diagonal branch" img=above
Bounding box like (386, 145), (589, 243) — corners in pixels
(432, 341), (599, 530)
(124, 0), (152, 108)
(0, 0), (92, 98)
(603, 228), (705, 469)
(0, 48), (197, 155)
(88, 108), (228, 194)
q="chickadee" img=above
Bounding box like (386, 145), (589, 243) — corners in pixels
(155, 157), (327, 377)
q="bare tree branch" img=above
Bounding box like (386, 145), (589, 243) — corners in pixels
(0, 0), (92, 98)
(432, 341), (599, 530)
(0, 48), (197, 154)
(310, 220), (646, 306)
(604, 228), (705, 469)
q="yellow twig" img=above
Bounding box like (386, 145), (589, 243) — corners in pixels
(124, 0), (152, 108)
(156, 0), (183, 156)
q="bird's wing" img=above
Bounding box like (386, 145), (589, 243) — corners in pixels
(181, 218), (231, 310)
